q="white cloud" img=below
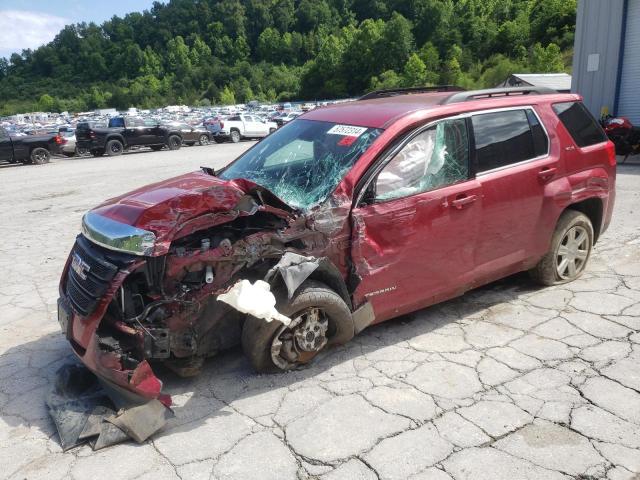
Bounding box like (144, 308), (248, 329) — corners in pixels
(0, 10), (71, 58)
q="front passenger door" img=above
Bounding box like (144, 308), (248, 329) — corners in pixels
(351, 118), (482, 323)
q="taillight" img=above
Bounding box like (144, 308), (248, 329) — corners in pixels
(54, 135), (63, 144)
(606, 141), (616, 167)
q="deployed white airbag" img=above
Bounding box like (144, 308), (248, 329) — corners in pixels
(217, 279), (292, 326)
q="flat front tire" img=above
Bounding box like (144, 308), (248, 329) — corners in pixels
(30, 147), (50, 164)
(530, 210), (594, 286)
(242, 280), (353, 373)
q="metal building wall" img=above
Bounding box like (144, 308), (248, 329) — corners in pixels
(571, 0), (626, 118)
(617, 0), (640, 123)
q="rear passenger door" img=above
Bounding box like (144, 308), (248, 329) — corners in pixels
(470, 107), (558, 283)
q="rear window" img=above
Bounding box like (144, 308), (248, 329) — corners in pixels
(552, 102), (607, 147)
(471, 109), (548, 173)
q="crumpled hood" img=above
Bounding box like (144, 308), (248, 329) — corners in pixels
(91, 171), (294, 252)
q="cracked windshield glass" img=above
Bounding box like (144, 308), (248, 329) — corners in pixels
(219, 119), (383, 209)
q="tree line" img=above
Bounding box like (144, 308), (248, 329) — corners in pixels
(0, 0), (576, 115)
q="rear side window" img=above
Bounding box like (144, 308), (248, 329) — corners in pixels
(552, 102), (607, 147)
(472, 109), (548, 173)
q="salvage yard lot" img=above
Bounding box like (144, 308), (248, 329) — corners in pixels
(1, 147), (639, 480)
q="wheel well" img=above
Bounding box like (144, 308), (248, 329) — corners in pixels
(566, 198), (603, 243)
(106, 136), (125, 146)
(230, 128), (240, 133)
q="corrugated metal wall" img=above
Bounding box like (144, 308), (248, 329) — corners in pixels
(571, 0), (626, 118)
(618, 0), (640, 123)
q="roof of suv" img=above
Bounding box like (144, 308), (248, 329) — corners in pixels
(302, 88), (582, 129)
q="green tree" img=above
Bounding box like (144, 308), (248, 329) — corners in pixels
(402, 54), (428, 87)
(219, 85), (236, 105)
(167, 36), (192, 75)
(530, 43), (565, 72)
(38, 94), (55, 112)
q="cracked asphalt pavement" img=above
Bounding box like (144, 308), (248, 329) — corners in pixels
(1, 146), (639, 480)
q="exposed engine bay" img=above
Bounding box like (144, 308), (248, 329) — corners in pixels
(53, 177), (367, 450)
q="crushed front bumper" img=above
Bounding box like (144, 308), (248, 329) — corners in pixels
(58, 235), (166, 404)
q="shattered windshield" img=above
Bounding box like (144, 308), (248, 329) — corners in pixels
(219, 119), (383, 210)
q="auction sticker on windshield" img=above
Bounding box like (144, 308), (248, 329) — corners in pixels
(327, 125), (368, 137)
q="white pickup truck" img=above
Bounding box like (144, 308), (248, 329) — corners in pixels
(212, 114), (278, 143)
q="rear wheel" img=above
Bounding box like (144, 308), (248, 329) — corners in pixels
(167, 135), (182, 150)
(530, 210), (594, 286)
(242, 280), (352, 373)
(230, 130), (241, 143)
(30, 147), (50, 165)
(75, 147), (89, 156)
(199, 134), (210, 146)
(106, 139), (124, 156)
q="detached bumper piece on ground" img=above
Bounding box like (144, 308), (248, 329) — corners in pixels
(47, 364), (173, 451)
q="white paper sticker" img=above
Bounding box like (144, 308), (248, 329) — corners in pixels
(326, 125), (367, 137)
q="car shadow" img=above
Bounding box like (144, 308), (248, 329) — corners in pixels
(0, 272), (541, 449)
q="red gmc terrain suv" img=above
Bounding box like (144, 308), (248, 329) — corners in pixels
(58, 86), (616, 404)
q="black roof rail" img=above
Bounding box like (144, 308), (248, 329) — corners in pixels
(441, 86), (558, 105)
(359, 85), (465, 101)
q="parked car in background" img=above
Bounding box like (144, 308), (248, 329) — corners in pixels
(212, 114), (277, 143)
(59, 130), (89, 157)
(0, 126), (62, 164)
(56, 86), (616, 409)
(273, 111), (301, 127)
(76, 117), (183, 156)
(168, 122), (212, 146)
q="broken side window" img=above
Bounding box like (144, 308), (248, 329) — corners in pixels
(375, 118), (469, 202)
(219, 119), (383, 210)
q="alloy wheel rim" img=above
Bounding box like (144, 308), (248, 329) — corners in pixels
(556, 225), (589, 279)
(270, 307), (329, 370)
(111, 143), (121, 153)
(200, 135), (209, 144)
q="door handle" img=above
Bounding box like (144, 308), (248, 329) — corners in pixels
(565, 145), (576, 151)
(450, 194), (477, 209)
(538, 167), (557, 180)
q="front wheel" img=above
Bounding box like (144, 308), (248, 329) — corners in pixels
(199, 134), (210, 146)
(30, 147), (50, 165)
(530, 210), (594, 286)
(230, 130), (241, 143)
(242, 280), (353, 373)
(167, 135), (182, 150)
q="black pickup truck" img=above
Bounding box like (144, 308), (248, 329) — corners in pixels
(0, 126), (62, 165)
(76, 117), (183, 157)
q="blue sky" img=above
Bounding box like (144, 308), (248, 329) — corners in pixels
(0, 0), (160, 58)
